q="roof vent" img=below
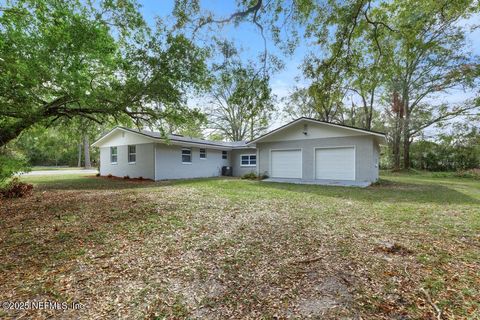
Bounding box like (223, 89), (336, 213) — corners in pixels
(303, 124), (308, 135)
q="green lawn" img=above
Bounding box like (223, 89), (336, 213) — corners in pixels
(0, 173), (478, 319)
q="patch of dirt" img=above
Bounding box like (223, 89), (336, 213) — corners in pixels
(376, 240), (414, 255)
(292, 275), (354, 318)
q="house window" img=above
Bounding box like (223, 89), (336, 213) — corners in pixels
(128, 145), (136, 163)
(182, 148), (192, 163)
(200, 148), (206, 159)
(222, 151), (228, 159)
(110, 146), (118, 164)
(240, 154), (256, 166)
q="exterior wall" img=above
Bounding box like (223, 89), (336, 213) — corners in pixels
(155, 143), (230, 180)
(96, 129), (153, 147)
(372, 141), (380, 181)
(231, 148), (257, 177)
(257, 135), (377, 182)
(100, 143), (155, 180)
(259, 121), (365, 143)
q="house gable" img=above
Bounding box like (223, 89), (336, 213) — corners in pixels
(255, 120), (365, 143)
(92, 128), (155, 147)
(249, 118), (386, 145)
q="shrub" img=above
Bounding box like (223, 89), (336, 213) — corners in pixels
(95, 173), (100, 177)
(241, 172), (257, 180)
(242, 172), (268, 180)
(138, 176), (144, 180)
(0, 150), (30, 187)
(123, 175), (130, 179)
(1, 178), (33, 198)
(454, 169), (480, 180)
(107, 174), (113, 178)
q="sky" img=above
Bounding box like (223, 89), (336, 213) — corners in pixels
(139, 1), (309, 105)
(138, 0), (480, 133)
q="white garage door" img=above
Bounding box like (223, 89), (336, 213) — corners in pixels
(271, 149), (302, 178)
(315, 147), (355, 180)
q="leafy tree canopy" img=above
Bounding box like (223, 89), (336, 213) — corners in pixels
(0, 0), (210, 147)
(207, 40), (275, 141)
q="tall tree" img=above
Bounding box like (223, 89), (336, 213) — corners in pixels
(382, 0), (479, 168)
(77, 143), (82, 168)
(208, 42), (275, 141)
(83, 134), (91, 169)
(286, 0), (479, 169)
(0, 0), (209, 148)
(285, 59), (348, 123)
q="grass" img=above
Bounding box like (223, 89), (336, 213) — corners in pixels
(0, 172), (479, 319)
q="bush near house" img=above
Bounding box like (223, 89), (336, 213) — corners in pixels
(0, 150), (30, 188)
(241, 172), (269, 180)
(0, 178), (33, 198)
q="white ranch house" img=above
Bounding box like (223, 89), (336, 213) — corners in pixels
(92, 118), (386, 186)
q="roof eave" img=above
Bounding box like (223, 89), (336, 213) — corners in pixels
(91, 127), (237, 150)
(249, 118), (387, 144)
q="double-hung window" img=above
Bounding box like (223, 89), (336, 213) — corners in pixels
(128, 145), (136, 163)
(240, 154), (256, 166)
(182, 148), (192, 163)
(110, 146), (118, 164)
(200, 148), (206, 159)
(222, 151), (228, 160)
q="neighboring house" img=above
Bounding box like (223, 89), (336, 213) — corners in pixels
(92, 117), (386, 186)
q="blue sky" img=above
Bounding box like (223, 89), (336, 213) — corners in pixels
(139, 0), (309, 100)
(138, 1), (480, 132)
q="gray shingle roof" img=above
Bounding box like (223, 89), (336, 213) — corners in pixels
(121, 127), (251, 148)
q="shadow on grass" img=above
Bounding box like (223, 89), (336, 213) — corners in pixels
(25, 175), (158, 191)
(23, 174), (479, 205)
(255, 179), (479, 205)
(25, 175), (236, 191)
(0, 191), (184, 274)
(168, 176), (480, 206)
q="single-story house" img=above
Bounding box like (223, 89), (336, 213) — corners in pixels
(91, 117), (386, 186)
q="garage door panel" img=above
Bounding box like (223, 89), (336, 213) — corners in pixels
(271, 150), (302, 178)
(315, 147), (355, 180)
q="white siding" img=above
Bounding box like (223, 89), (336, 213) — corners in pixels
(99, 143), (155, 179)
(259, 121), (362, 143)
(231, 149), (257, 177)
(155, 144), (230, 180)
(96, 130), (153, 147)
(257, 135), (377, 183)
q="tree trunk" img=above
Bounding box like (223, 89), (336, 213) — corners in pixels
(83, 134), (91, 169)
(402, 109), (411, 169)
(402, 86), (410, 170)
(392, 120), (402, 171)
(366, 88), (375, 130)
(77, 143), (82, 167)
(403, 138), (411, 169)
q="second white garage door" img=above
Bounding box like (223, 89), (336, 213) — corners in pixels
(271, 149), (302, 178)
(315, 147), (355, 180)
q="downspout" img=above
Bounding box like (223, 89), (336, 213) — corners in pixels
(153, 144), (157, 181)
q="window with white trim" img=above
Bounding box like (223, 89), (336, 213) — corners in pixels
(200, 148), (206, 159)
(240, 154), (256, 166)
(222, 151), (228, 159)
(128, 145), (136, 163)
(110, 146), (118, 163)
(182, 148), (192, 163)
